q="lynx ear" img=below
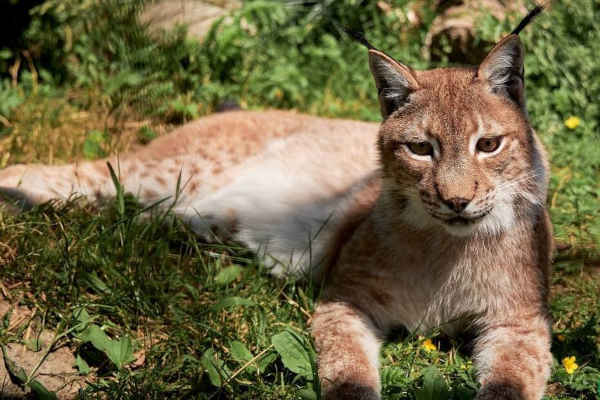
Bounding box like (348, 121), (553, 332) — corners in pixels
(478, 35), (526, 110)
(369, 49), (420, 119)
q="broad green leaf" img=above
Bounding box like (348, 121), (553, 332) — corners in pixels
(257, 352), (277, 372)
(201, 348), (230, 387)
(75, 355), (91, 375)
(214, 265), (243, 286)
(271, 330), (313, 378)
(75, 324), (111, 351)
(75, 324), (134, 369)
(230, 340), (255, 373)
(73, 308), (93, 332)
(453, 385), (476, 400)
(298, 382), (318, 400)
(181, 354), (200, 367)
(211, 296), (254, 311)
(104, 336), (134, 369)
(29, 379), (59, 400)
(415, 366), (450, 400)
(230, 340), (253, 363)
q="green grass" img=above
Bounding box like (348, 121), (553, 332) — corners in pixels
(0, 0), (599, 399)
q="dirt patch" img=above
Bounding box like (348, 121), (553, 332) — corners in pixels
(0, 300), (88, 399)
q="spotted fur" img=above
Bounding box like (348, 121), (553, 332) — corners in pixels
(0, 26), (552, 400)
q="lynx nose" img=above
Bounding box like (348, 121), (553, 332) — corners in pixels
(443, 197), (470, 213)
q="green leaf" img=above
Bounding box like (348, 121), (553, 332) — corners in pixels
(104, 336), (134, 369)
(230, 340), (253, 363)
(75, 355), (91, 375)
(72, 308), (94, 333)
(201, 348), (230, 387)
(453, 385), (476, 400)
(29, 379), (59, 400)
(230, 340), (255, 373)
(257, 352), (277, 372)
(75, 324), (111, 351)
(415, 366), (450, 400)
(106, 162), (124, 216)
(82, 130), (107, 159)
(271, 330), (313, 378)
(211, 296), (254, 311)
(215, 265), (243, 286)
(298, 382), (318, 400)
(73, 308), (92, 324)
(75, 324), (134, 369)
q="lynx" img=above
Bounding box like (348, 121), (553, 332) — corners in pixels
(0, 7), (552, 400)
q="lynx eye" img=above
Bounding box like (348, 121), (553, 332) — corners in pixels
(476, 137), (502, 153)
(406, 142), (434, 156)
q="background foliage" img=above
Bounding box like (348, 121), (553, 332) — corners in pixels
(0, 0), (598, 398)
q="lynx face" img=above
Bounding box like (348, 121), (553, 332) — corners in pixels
(370, 36), (547, 236)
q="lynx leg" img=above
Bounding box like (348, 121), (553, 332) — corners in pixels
(0, 157), (203, 209)
(474, 313), (552, 400)
(312, 301), (382, 400)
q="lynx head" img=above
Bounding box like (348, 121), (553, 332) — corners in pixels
(370, 34), (548, 237)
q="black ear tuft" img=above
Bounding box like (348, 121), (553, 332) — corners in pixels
(368, 50), (420, 119)
(511, 4), (544, 35)
(342, 27), (377, 51)
(477, 35), (525, 110)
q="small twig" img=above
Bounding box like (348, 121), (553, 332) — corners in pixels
(280, 291), (312, 320)
(224, 344), (274, 384)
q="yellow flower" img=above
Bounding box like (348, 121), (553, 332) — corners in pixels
(557, 334), (566, 342)
(422, 339), (437, 352)
(562, 356), (578, 374)
(564, 116), (581, 129)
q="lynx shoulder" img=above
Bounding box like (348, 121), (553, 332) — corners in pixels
(0, 7), (553, 400)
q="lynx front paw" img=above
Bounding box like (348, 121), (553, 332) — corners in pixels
(324, 382), (380, 400)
